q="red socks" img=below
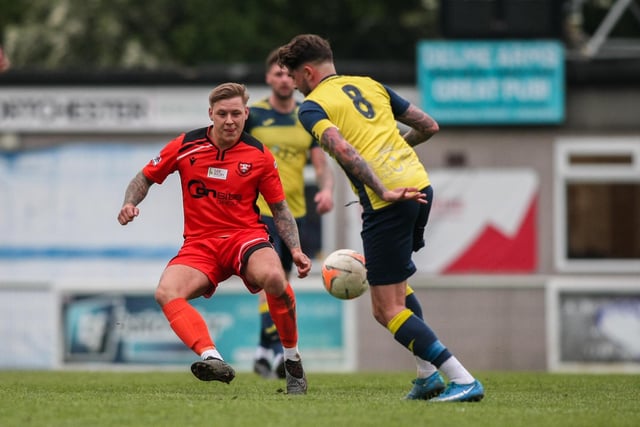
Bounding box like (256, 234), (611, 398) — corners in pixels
(162, 285), (298, 355)
(265, 283), (298, 348)
(162, 298), (214, 355)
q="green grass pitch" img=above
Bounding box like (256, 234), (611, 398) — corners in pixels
(0, 371), (638, 426)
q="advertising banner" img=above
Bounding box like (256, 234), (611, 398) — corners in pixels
(410, 169), (538, 273)
(0, 143), (181, 264)
(61, 285), (354, 372)
(0, 86), (271, 133)
(547, 278), (640, 372)
(417, 40), (564, 124)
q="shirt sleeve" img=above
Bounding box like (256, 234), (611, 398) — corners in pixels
(383, 85), (411, 117)
(298, 100), (335, 142)
(142, 135), (182, 184)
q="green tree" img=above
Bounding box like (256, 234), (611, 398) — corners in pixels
(2, 0), (438, 70)
(3, 0), (183, 69)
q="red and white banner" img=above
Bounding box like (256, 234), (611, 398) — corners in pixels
(415, 169), (538, 273)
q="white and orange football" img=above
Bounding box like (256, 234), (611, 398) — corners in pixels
(321, 249), (369, 300)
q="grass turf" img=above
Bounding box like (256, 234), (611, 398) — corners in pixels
(0, 371), (638, 427)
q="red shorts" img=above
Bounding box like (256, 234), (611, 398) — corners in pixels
(167, 229), (273, 297)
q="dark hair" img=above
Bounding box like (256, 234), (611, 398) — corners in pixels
(265, 48), (280, 72)
(277, 34), (333, 71)
(208, 82), (249, 106)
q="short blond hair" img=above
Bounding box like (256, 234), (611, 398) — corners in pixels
(208, 82), (249, 107)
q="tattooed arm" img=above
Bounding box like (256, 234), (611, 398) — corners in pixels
(268, 199), (311, 278)
(269, 199), (302, 252)
(117, 170), (154, 225)
(396, 103), (439, 147)
(320, 127), (426, 204)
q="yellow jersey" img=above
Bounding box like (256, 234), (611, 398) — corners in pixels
(298, 75), (430, 211)
(246, 99), (318, 218)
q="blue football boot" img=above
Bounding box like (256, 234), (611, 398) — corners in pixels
(429, 379), (484, 402)
(404, 372), (446, 400)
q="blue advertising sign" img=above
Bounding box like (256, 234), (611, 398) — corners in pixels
(62, 287), (351, 371)
(417, 41), (565, 124)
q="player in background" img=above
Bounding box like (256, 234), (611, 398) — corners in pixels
(277, 34), (484, 402)
(117, 83), (310, 394)
(245, 49), (334, 379)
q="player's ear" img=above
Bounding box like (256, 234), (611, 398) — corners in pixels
(303, 64), (313, 80)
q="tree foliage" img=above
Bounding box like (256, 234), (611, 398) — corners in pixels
(1, 0), (438, 70)
(5, 1), (640, 71)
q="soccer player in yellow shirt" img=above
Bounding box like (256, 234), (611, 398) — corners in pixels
(277, 34), (484, 402)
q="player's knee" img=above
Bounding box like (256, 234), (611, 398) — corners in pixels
(155, 285), (172, 306)
(260, 270), (288, 296)
(371, 307), (388, 326)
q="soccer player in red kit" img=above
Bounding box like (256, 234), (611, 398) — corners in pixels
(117, 82), (310, 394)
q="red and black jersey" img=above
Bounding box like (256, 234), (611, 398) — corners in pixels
(143, 126), (284, 240)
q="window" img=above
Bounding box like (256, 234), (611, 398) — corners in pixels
(554, 138), (640, 273)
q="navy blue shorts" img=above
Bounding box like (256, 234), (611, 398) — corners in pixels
(361, 186), (433, 286)
(261, 215), (305, 273)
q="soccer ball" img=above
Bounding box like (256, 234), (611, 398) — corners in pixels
(321, 249), (369, 300)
